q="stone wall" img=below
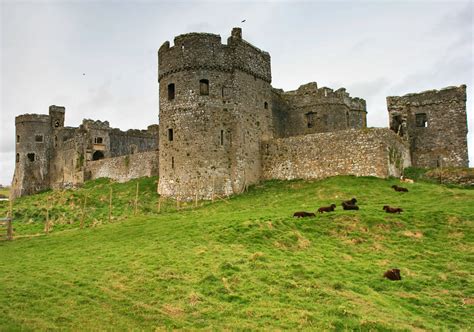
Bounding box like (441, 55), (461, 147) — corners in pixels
(272, 82), (367, 138)
(424, 168), (474, 187)
(387, 85), (468, 168)
(261, 128), (411, 180)
(85, 151), (159, 183)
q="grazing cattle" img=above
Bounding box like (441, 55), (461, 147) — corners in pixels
(383, 205), (403, 214)
(343, 198), (357, 205)
(342, 202), (359, 210)
(383, 268), (402, 281)
(392, 185), (408, 192)
(318, 204), (336, 213)
(293, 211), (316, 218)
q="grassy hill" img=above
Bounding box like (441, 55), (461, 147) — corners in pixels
(0, 176), (473, 330)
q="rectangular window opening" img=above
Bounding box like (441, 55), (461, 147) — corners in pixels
(27, 153), (35, 162)
(16, 135), (20, 143)
(168, 83), (175, 100)
(35, 135), (43, 143)
(16, 153), (19, 163)
(220, 130), (224, 145)
(200, 79), (209, 95)
(415, 113), (428, 128)
(306, 112), (316, 128)
(171, 156), (175, 169)
(168, 128), (173, 141)
(94, 137), (103, 144)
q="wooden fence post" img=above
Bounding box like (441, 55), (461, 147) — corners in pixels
(211, 177), (215, 202)
(81, 195), (87, 229)
(134, 182), (139, 215)
(7, 197), (13, 240)
(108, 187), (113, 223)
(44, 206), (50, 234)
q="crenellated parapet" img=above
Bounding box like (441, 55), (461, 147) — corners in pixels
(271, 82), (367, 138)
(15, 114), (50, 124)
(281, 82), (366, 111)
(158, 28), (271, 83)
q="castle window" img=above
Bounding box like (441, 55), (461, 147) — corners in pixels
(92, 151), (104, 161)
(306, 112), (316, 128)
(200, 79), (209, 95)
(171, 156), (175, 169)
(54, 120), (60, 128)
(264, 102), (268, 109)
(35, 135), (43, 143)
(16, 135), (20, 143)
(168, 128), (173, 141)
(415, 113), (428, 127)
(168, 83), (175, 100)
(27, 153), (35, 162)
(220, 130), (224, 145)
(94, 137), (103, 144)
(55, 135), (58, 147)
(16, 153), (19, 163)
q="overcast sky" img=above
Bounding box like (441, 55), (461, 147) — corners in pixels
(1, 0), (473, 186)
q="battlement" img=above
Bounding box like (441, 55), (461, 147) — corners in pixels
(15, 114), (50, 124)
(280, 82), (366, 111)
(81, 119), (110, 130)
(387, 85), (466, 108)
(49, 105), (65, 114)
(158, 27), (271, 83)
(110, 128), (157, 138)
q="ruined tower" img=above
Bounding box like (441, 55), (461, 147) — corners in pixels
(11, 106), (62, 197)
(158, 28), (273, 199)
(387, 85), (468, 167)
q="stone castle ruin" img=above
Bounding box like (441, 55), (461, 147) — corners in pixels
(12, 106), (159, 198)
(12, 28), (468, 199)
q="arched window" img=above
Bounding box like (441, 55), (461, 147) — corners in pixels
(200, 79), (209, 95)
(16, 153), (19, 163)
(92, 151), (104, 161)
(168, 83), (175, 100)
(264, 102), (268, 109)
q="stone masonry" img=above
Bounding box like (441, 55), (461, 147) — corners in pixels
(387, 85), (468, 168)
(12, 27), (469, 200)
(12, 106), (158, 198)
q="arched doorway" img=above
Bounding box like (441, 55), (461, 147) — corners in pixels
(92, 151), (105, 161)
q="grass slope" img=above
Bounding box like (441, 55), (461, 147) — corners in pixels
(0, 176), (473, 330)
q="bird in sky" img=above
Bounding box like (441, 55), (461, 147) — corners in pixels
(241, 19), (246, 23)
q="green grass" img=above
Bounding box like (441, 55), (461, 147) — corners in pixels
(0, 187), (9, 198)
(0, 176), (473, 330)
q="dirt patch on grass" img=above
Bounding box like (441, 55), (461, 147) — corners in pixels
(188, 292), (201, 306)
(161, 304), (184, 317)
(462, 298), (474, 305)
(402, 231), (423, 238)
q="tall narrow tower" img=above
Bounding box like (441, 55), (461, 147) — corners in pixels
(157, 28), (273, 200)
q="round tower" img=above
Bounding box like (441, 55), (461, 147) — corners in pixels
(12, 114), (53, 198)
(157, 28), (273, 200)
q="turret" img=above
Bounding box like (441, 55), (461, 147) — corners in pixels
(11, 113), (53, 198)
(157, 28), (273, 200)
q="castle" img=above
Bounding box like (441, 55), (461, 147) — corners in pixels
(12, 28), (469, 199)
